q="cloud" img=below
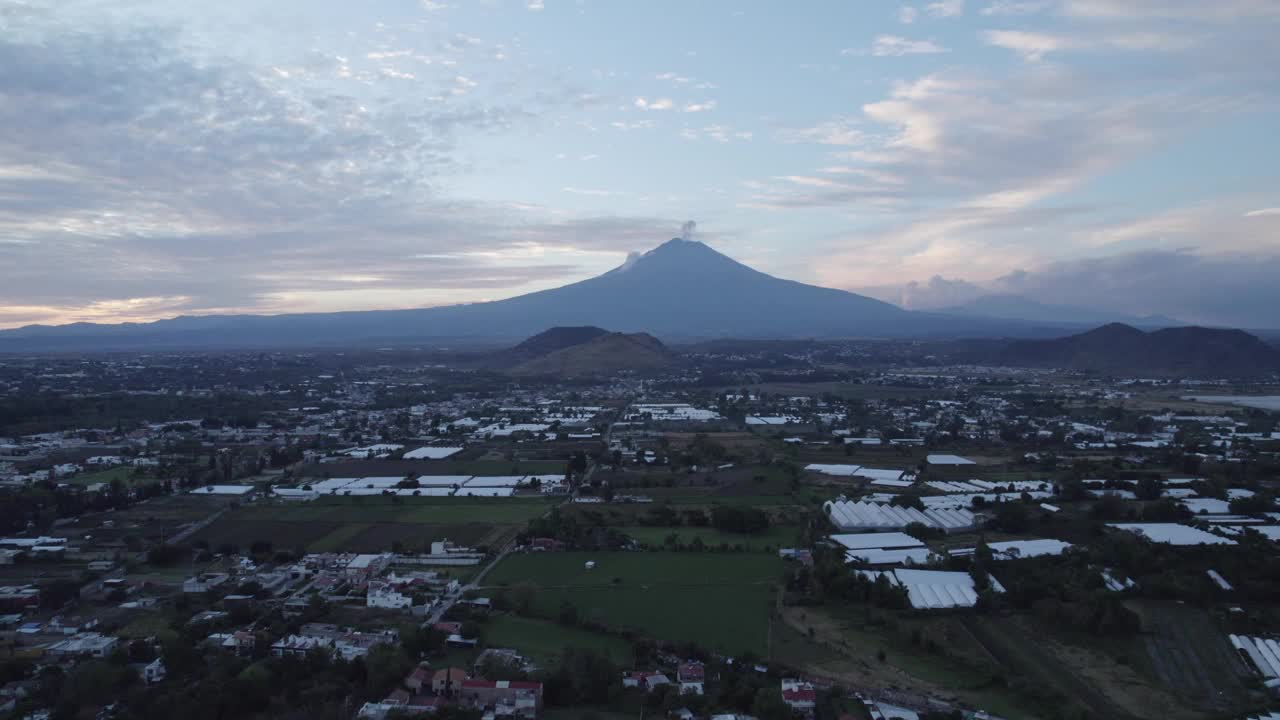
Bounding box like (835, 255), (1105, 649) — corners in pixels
(681, 100), (717, 113)
(859, 249), (1280, 327)
(925, 0), (964, 18)
(980, 0), (1051, 14)
(1244, 207), (1280, 217)
(989, 249), (1280, 327)
(634, 96), (675, 111)
(752, 47), (1265, 286)
(778, 119), (865, 146)
(610, 120), (654, 131)
(527, 0), (545, 9)
(899, 6), (919, 23)
(1061, 0), (1280, 21)
(0, 10), (673, 326)
(984, 29), (1196, 61)
(867, 35), (950, 56)
(859, 275), (986, 309)
(680, 125), (753, 143)
(562, 187), (624, 196)
(982, 30), (1075, 61)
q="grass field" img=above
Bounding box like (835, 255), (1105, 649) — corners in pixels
(192, 496), (554, 553)
(620, 524), (800, 551)
(483, 614), (634, 668)
(65, 465), (138, 487)
(484, 552), (782, 656)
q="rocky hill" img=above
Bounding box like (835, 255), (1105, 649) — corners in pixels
(507, 330), (676, 377)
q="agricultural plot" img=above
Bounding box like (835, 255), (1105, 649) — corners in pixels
(482, 614), (634, 668)
(791, 608), (1044, 720)
(959, 614), (1212, 720)
(64, 465), (136, 487)
(484, 551), (783, 656)
(52, 494), (235, 545)
(1129, 601), (1252, 715)
(620, 524), (800, 551)
(192, 496), (553, 553)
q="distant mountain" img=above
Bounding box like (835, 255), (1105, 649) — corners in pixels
(938, 294), (1181, 328)
(996, 323), (1280, 377)
(508, 331), (676, 377)
(0, 238), (1041, 352)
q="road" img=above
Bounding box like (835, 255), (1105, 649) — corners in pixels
(421, 488), (572, 628)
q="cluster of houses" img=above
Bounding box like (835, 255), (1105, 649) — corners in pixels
(358, 663), (543, 720)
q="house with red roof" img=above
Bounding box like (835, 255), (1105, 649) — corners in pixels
(622, 671), (671, 692)
(677, 661), (705, 695)
(781, 679), (817, 713)
(459, 679), (542, 718)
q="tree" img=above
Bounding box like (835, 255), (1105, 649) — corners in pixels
(364, 644), (413, 696)
(1134, 476), (1163, 501)
(888, 493), (924, 511)
(751, 687), (793, 720)
(989, 501), (1031, 533)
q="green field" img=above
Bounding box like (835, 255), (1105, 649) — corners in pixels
(484, 552), (782, 656)
(193, 496), (554, 553)
(483, 614), (634, 668)
(66, 465), (138, 486)
(620, 524), (800, 551)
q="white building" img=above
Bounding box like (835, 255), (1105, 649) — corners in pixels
(367, 581), (414, 609)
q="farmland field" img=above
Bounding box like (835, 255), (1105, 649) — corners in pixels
(482, 614), (634, 668)
(192, 496), (553, 553)
(483, 551), (782, 656)
(51, 494), (236, 545)
(787, 606), (1046, 720)
(1124, 600), (1252, 716)
(620, 524), (800, 551)
(66, 465), (167, 488)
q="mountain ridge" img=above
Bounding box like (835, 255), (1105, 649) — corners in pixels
(0, 238), (1193, 351)
(996, 323), (1280, 377)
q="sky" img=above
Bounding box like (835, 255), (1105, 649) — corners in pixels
(1, 0), (1278, 329)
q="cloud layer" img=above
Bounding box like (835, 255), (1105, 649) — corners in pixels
(1, 0), (1278, 329)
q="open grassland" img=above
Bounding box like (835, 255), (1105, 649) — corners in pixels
(192, 496), (552, 553)
(484, 552), (782, 656)
(482, 614), (634, 668)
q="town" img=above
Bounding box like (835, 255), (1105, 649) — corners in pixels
(0, 342), (1278, 720)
